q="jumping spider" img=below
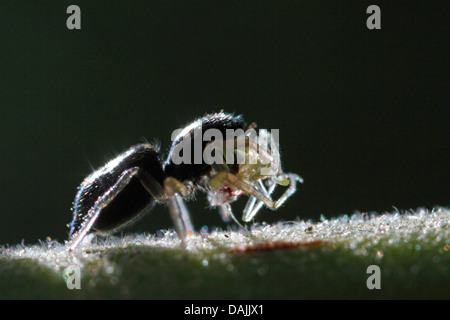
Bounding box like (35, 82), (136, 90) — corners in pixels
(67, 111), (303, 249)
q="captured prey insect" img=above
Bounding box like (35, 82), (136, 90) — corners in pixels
(67, 111), (303, 249)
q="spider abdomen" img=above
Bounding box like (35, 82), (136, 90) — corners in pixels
(69, 144), (165, 236)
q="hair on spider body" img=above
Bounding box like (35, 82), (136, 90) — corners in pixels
(67, 111), (303, 250)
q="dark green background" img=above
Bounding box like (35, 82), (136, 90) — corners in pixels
(0, 1), (448, 245)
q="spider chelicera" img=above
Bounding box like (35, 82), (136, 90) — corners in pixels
(67, 111), (303, 249)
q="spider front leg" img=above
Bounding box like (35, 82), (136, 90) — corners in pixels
(209, 171), (275, 217)
(218, 203), (246, 229)
(243, 173), (304, 222)
(272, 173), (303, 208)
(210, 171), (303, 223)
(242, 179), (276, 222)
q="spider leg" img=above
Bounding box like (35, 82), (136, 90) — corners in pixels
(273, 173), (303, 208)
(68, 167), (140, 251)
(243, 173), (303, 222)
(218, 203), (245, 229)
(242, 179), (276, 222)
(137, 169), (166, 202)
(164, 177), (194, 245)
(211, 171), (303, 222)
(243, 196), (258, 221)
(216, 202), (231, 223)
(210, 172), (275, 215)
